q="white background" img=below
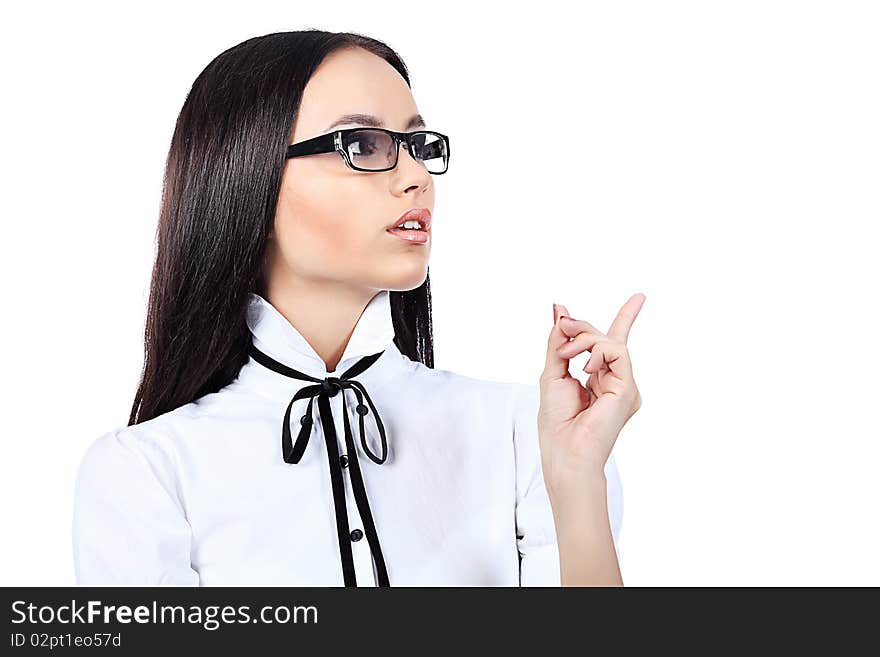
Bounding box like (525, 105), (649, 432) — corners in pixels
(1, 1), (877, 586)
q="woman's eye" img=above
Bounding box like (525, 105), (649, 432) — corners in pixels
(352, 139), (377, 155)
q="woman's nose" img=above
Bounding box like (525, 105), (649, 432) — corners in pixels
(395, 141), (427, 176)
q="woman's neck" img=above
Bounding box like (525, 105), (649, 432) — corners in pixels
(263, 278), (380, 372)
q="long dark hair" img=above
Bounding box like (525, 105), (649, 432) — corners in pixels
(129, 30), (434, 426)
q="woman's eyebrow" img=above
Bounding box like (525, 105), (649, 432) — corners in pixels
(324, 113), (426, 131)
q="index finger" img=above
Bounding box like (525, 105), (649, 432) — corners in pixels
(607, 293), (646, 342)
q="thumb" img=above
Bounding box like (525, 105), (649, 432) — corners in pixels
(542, 303), (572, 381)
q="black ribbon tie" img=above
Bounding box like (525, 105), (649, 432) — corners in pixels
(247, 340), (390, 587)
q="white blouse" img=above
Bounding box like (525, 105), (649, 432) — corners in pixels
(72, 289), (623, 586)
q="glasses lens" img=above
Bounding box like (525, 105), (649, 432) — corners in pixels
(343, 129), (396, 170)
(410, 131), (448, 173)
(342, 129), (449, 173)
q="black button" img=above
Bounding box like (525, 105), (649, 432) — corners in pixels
(350, 529), (363, 542)
(339, 454), (349, 468)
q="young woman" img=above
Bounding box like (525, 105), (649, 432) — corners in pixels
(72, 30), (644, 587)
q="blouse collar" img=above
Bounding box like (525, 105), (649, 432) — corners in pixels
(235, 289), (410, 398)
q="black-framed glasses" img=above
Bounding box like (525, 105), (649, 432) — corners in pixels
(286, 127), (450, 174)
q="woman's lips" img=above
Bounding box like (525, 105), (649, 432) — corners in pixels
(386, 226), (429, 244)
(386, 207), (431, 244)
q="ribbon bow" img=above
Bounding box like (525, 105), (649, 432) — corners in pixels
(246, 340), (390, 587)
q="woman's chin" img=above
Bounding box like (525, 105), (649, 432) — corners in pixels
(382, 265), (429, 291)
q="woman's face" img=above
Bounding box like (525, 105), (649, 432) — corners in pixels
(267, 46), (435, 295)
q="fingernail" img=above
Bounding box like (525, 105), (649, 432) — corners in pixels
(553, 303), (560, 324)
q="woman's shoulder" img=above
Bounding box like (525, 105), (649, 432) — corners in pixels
(80, 378), (260, 460)
(72, 411), (201, 585)
(407, 359), (537, 411)
(75, 398), (210, 483)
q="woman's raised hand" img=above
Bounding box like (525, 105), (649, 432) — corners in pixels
(538, 294), (645, 504)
